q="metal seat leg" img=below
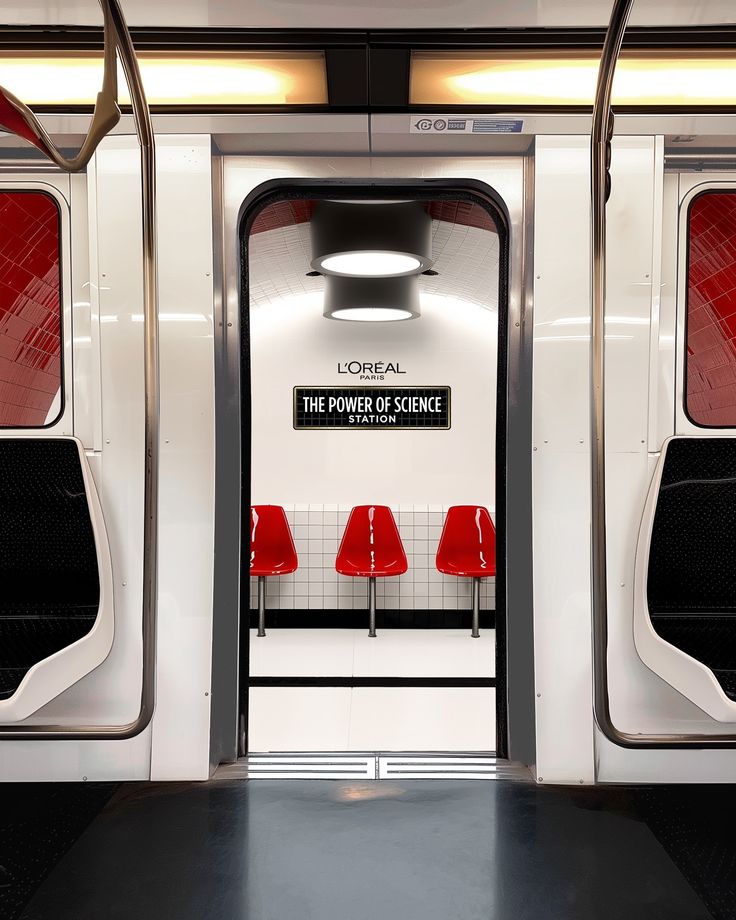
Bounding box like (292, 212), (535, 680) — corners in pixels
(257, 575), (266, 637)
(368, 576), (377, 638)
(472, 577), (480, 638)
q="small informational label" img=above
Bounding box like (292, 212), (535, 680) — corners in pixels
(410, 117), (523, 134)
(294, 387), (451, 430)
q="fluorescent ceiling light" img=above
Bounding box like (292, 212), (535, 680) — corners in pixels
(410, 51), (736, 106)
(311, 201), (433, 277)
(0, 52), (327, 106)
(323, 274), (421, 322)
(319, 252), (423, 277)
(330, 307), (414, 322)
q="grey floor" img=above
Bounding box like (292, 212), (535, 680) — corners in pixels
(21, 780), (712, 920)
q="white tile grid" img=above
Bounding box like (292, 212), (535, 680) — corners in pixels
(250, 504), (496, 612)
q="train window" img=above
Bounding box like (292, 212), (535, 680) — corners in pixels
(686, 190), (736, 427)
(0, 190), (62, 428)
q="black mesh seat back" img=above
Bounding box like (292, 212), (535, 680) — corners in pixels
(647, 438), (736, 700)
(647, 438), (736, 616)
(0, 439), (100, 612)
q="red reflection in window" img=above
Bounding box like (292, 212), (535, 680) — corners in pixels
(0, 192), (61, 427)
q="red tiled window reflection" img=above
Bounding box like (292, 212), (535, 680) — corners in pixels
(0, 191), (61, 427)
(686, 191), (736, 426)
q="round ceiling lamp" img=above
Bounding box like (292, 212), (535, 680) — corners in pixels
(323, 274), (421, 322)
(311, 201), (433, 277)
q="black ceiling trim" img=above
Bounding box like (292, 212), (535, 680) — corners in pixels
(1, 25), (736, 52)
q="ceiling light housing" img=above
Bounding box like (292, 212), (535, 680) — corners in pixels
(311, 201), (433, 277)
(323, 274), (421, 323)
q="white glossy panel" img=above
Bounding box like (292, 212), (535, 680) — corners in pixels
(248, 688), (352, 752)
(650, 170), (678, 451)
(249, 628), (495, 678)
(249, 686), (495, 753)
(605, 137), (656, 453)
(5, 0), (735, 29)
(250, 283), (497, 509)
(250, 629), (355, 677)
(352, 629), (494, 678)
(0, 726), (151, 782)
(348, 688), (495, 752)
(532, 137), (595, 784)
(149, 137), (216, 781)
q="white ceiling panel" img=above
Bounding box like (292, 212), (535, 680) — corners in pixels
(1, 1), (735, 30)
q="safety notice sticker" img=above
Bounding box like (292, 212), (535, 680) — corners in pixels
(410, 117), (523, 134)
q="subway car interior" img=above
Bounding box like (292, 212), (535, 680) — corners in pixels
(2, 0), (736, 918)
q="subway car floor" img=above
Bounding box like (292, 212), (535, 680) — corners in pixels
(1, 779), (734, 920)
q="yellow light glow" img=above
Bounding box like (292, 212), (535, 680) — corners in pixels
(0, 52), (327, 106)
(410, 51), (736, 106)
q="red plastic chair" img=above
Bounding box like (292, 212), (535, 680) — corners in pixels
(336, 505), (408, 637)
(436, 505), (496, 637)
(250, 505), (298, 637)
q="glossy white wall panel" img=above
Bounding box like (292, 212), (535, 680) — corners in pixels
(69, 171), (98, 451)
(348, 688), (495, 752)
(604, 137), (656, 453)
(250, 295), (497, 507)
(248, 686), (495, 753)
(0, 727), (151, 782)
(532, 137), (595, 784)
(248, 688), (352, 752)
(149, 137), (216, 781)
(250, 629), (355, 678)
(531, 453), (594, 783)
(650, 171), (678, 451)
(249, 629), (495, 679)
(352, 629), (495, 678)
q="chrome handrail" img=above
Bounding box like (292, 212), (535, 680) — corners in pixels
(0, 0), (158, 740)
(591, 0), (736, 747)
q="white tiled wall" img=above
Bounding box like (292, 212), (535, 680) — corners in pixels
(250, 503), (496, 611)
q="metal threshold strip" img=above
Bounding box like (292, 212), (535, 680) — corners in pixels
(214, 754), (532, 781)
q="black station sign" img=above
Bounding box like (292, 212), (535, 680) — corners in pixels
(294, 386), (451, 430)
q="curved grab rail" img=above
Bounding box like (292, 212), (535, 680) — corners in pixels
(0, 0), (159, 740)
(590, 0), (736, 747)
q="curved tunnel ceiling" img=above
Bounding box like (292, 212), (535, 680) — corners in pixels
(249, 200), (500, 312)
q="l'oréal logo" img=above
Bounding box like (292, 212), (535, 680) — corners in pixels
(337, 360), (407, 381)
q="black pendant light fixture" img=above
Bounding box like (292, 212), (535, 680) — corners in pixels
(323, 274), (421, 322)
(311, 201), (433, 278)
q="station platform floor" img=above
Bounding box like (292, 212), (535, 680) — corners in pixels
(6, 777), (734, 920)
